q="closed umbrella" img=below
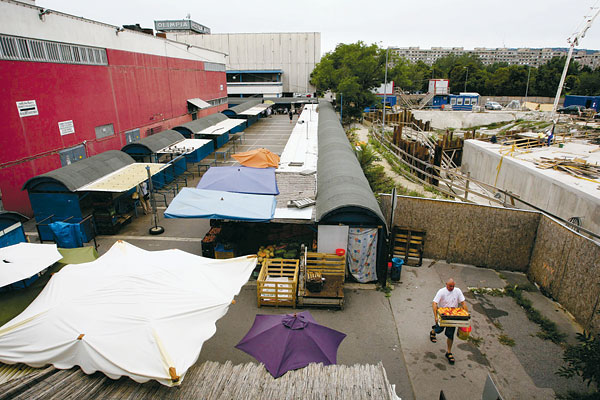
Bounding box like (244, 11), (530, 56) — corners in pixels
(235, 311), (346, 378)
(232, 148), (280, 168)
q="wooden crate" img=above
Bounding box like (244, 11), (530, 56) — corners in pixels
(391, 227), (426, 266)
(305, 252), (346, 277)
(297, 251), (345, 309)
(257, 258), (299, 308)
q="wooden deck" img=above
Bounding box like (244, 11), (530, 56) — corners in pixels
(0, 361), (397, 399)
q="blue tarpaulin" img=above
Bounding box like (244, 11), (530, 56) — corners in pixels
(196, 166), (279, 195)
(164, 188), (276, 221)
(48, 222), (83, 248)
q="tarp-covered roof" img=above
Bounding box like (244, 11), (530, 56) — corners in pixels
(121, 130), (185, 154)
(197, 167), (279, 195)
(22, 151), (135, 192)
(224, 99), (262, 115)
(165, 188), (276, 221)
(174, 113), (229, 136)
(315, 101), (386, 228)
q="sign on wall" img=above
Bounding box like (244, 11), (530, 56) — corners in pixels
(16, 100), (38, 117)
(58, 120), (75, 136)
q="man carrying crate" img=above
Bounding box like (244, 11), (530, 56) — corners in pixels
(430, 278), (468, 365)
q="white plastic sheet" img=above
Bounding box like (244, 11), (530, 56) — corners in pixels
(0, 241), (256, 386)
(0, 243), (62, 288)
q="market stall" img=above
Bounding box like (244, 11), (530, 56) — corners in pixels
(23, 151), (165, 238)
(222, 99), (271, 128)
(122, 130), (213, 188)
(173, 113), (245, 149)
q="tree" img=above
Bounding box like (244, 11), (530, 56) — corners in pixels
(310, 42), (385, 120)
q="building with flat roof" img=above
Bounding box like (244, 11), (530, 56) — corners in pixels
(0, 0), (227, 215)
(163, 32), (321, 98)
(392, 46), (600, 68)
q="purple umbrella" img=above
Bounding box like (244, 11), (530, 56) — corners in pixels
(235, 311), (346, 378)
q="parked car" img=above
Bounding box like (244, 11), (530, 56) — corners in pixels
(557, 105), (585, 115)
(485, 101), (502, 110)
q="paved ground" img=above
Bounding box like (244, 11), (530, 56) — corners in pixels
(18, 114), (593, 399)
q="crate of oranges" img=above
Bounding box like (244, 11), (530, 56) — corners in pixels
(437, 307), (471, 327)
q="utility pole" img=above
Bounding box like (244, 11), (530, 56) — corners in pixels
(383, 47), (389, 134)
(552, 6), (600, 118)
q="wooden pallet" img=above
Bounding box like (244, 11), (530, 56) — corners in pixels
(391, 227), (425, 266)
(297, 251), (345, 309)
(256, 258), (299, 308)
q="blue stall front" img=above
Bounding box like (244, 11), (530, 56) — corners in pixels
(0, 211), (28, 248)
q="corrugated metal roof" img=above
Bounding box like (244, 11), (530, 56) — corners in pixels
(238, 103), (272, 116)
(315, 101), (386, 228)
(197, 119), (245, 135)
(121, 130), (185, 154)
(225, 99), (262, 115)
(174, 113), (228, 136)
(22, 150), (135, 192)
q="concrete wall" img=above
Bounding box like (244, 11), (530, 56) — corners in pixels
(168, 32), (321, 94)
(462, 140), (600, 235)
(528, 217), (600, 332)
(412, 110), (539, 130)
(381, 194), (600, 331)
(380, 195), (540, 271)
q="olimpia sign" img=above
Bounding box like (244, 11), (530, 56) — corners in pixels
(154, 20), (210, 34)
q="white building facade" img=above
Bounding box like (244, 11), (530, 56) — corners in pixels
(165, 32), (321, 97)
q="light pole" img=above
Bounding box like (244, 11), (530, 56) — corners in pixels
(382, 47), (389, 133)
(463, 66), (469, 93)
(339, 92), (343, 123)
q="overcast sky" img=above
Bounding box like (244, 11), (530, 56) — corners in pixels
(37, 0), (600, 54)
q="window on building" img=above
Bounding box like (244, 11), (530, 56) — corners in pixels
(457, 98), (463, 105)
(464, 98), (471, 105)
(95, 123), (114, 139)
(450, 98), (457, 105)
(0, 34), (107, 66)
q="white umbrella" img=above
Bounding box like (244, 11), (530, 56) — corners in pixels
(0, 243), (62, 288)
(0, 241), (256, 386)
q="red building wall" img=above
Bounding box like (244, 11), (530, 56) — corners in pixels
(0, 49), (227, 216)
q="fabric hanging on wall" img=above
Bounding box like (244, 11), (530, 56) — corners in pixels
(347, 228), (378, 283)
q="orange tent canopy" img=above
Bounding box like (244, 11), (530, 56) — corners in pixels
(232, 148), (280, 168)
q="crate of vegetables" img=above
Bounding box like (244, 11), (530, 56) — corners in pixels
(437, 307), (471, 327)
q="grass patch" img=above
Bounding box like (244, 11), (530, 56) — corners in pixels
(467, 335), (483, 347)
(377, 280), (394, 298)
(469, 287), (506, 296)
(505, 284), (566, 345)
(498, 334), (516, 346)
(492, 320), (503, 330)
(498, 272), (506, 280)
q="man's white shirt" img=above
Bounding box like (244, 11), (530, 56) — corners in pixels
(433, 287), (465, 308)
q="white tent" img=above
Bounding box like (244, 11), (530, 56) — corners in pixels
(0, 241), (256, 386)
(0, 243), (62, 288)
